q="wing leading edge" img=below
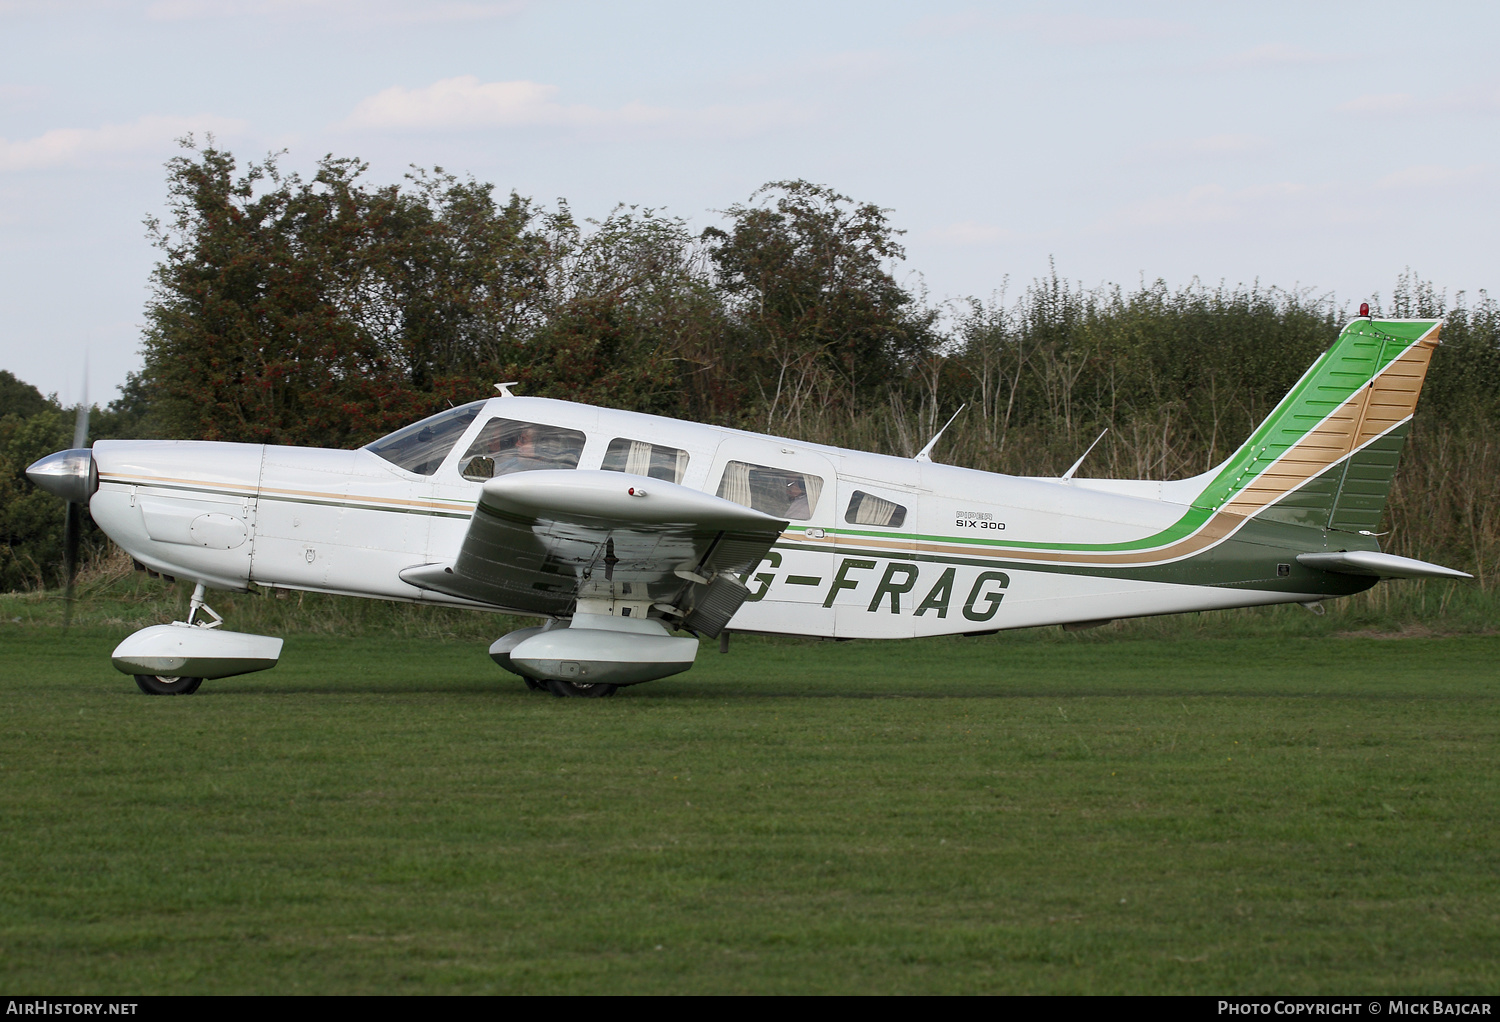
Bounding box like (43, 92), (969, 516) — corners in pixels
(399, 470), (789, 636)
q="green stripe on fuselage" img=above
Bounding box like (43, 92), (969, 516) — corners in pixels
(804, 477), (1383, 596)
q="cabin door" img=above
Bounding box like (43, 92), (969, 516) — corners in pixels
(705, 437), (839, 638)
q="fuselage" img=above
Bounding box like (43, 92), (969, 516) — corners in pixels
(86, 395), (1368, 640)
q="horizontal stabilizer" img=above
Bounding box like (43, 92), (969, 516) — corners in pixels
(1296, 550), (1472, 580)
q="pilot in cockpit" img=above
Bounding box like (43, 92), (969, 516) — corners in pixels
(493, 425), (549, 476)
(462, 419), (585, 481)
(462, 423), (538, 480)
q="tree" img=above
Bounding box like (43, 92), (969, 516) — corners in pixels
(0, 371), (50, 420)
(136, 140), (724, 446)
(505, 204), (732, 419)
(139, 142), (555, 447)
(703, 180), (938, 430)
(0, 404), (74, 590)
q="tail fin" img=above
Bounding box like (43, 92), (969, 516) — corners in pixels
(1191, 318), (1442, 533)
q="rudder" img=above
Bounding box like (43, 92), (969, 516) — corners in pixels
(1191, 317), (1441, 534)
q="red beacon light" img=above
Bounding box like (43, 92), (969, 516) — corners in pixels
(1360, 302), (1370, 317)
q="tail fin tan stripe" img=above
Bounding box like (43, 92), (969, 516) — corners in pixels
(1222, 326), (1438, 519)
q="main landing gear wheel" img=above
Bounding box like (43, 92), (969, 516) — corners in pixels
(544, 679), (618, 698)
(521, 676), (547, 692)
(134, 674), (203, 696)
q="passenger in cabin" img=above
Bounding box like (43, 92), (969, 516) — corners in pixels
(784, 476), (809, 519)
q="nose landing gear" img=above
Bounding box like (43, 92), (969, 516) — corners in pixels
(133, 674), (204, 696)
(110, 582), (284, 695)
(543, 679), (618, 698)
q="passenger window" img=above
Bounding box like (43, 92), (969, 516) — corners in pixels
(717, 461), (823, 521)
(601, 438), (688, 483)
(845, 490), (907, 528)
(364, 401), (485, 476)
(458, 418), (586, 481)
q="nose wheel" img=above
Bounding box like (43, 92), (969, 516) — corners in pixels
(134, 675), (204, 696)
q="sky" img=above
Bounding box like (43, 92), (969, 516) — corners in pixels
(2, 0), (1497, 406)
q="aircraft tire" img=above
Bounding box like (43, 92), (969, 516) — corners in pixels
(521, 675), (547, 692)
(544, 679), (618, 699)
(133, 674), (203, 696)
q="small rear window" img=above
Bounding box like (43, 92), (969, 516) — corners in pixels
(601, 438), (688, 483)
(845, 490), (907, 528)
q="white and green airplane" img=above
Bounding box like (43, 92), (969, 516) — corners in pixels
(26, 315), (1469, 697)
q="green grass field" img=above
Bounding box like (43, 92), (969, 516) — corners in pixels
(2, 586), (1497, 994)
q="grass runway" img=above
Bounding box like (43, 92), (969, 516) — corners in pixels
(1, 625), (1497, 994)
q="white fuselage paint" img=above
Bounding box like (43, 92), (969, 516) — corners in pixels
(87, 397), (1325, 638)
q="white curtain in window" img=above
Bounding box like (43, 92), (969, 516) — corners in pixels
(624, 440), (654, 475)
(717, 462), (753, 507)
(802, 474), (824, 515)
(851, 491), (901, 526)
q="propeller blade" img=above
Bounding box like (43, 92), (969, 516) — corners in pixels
(72, 403), (90, 450)
(72, 354), (90, 449)
(63, 353), (89, 629)
(63, 500), (80, 629)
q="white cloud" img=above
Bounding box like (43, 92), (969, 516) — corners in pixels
(1209, 43), (1345, 70)
(1099, 181), (1314, 231)
(0, 84), (45, 105)
(146, 0), (524, 22)
(0, 0), (97, 11)
(1187, 134), (1267, 154)
(1338, 92), (1420, 115)
(913, 12), (1192, 44)
(1447, 83), (1500, 114)
(340, 75), (804, 138)
(0, 114), (246, 172)
(1375, 164), (1490, 190)
(1145, 133), (1270, 158)
(1096, 162), (1494, 235)
(1339, 82), (1500, 117)
(928, 221), (1016, 246)
(726, 49), (898, 91)
(344, 78), (600, 131)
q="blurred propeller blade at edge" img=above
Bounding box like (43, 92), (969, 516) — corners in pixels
(63, 355), (89, 629)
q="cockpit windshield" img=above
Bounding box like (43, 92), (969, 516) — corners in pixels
(364, 401), (485, 475)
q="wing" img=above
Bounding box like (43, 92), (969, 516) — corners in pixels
(399, 470), (788, 636)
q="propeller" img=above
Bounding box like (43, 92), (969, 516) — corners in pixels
(24, 354), (100, 629)
(62, 367), (91, 627)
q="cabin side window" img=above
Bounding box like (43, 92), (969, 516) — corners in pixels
(716, 461), (823, 521)
(364, 401), (485, 476)
(458, 418), (586, 481)
(601, 438), (689, 483)
(845, 490), (907, 529)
